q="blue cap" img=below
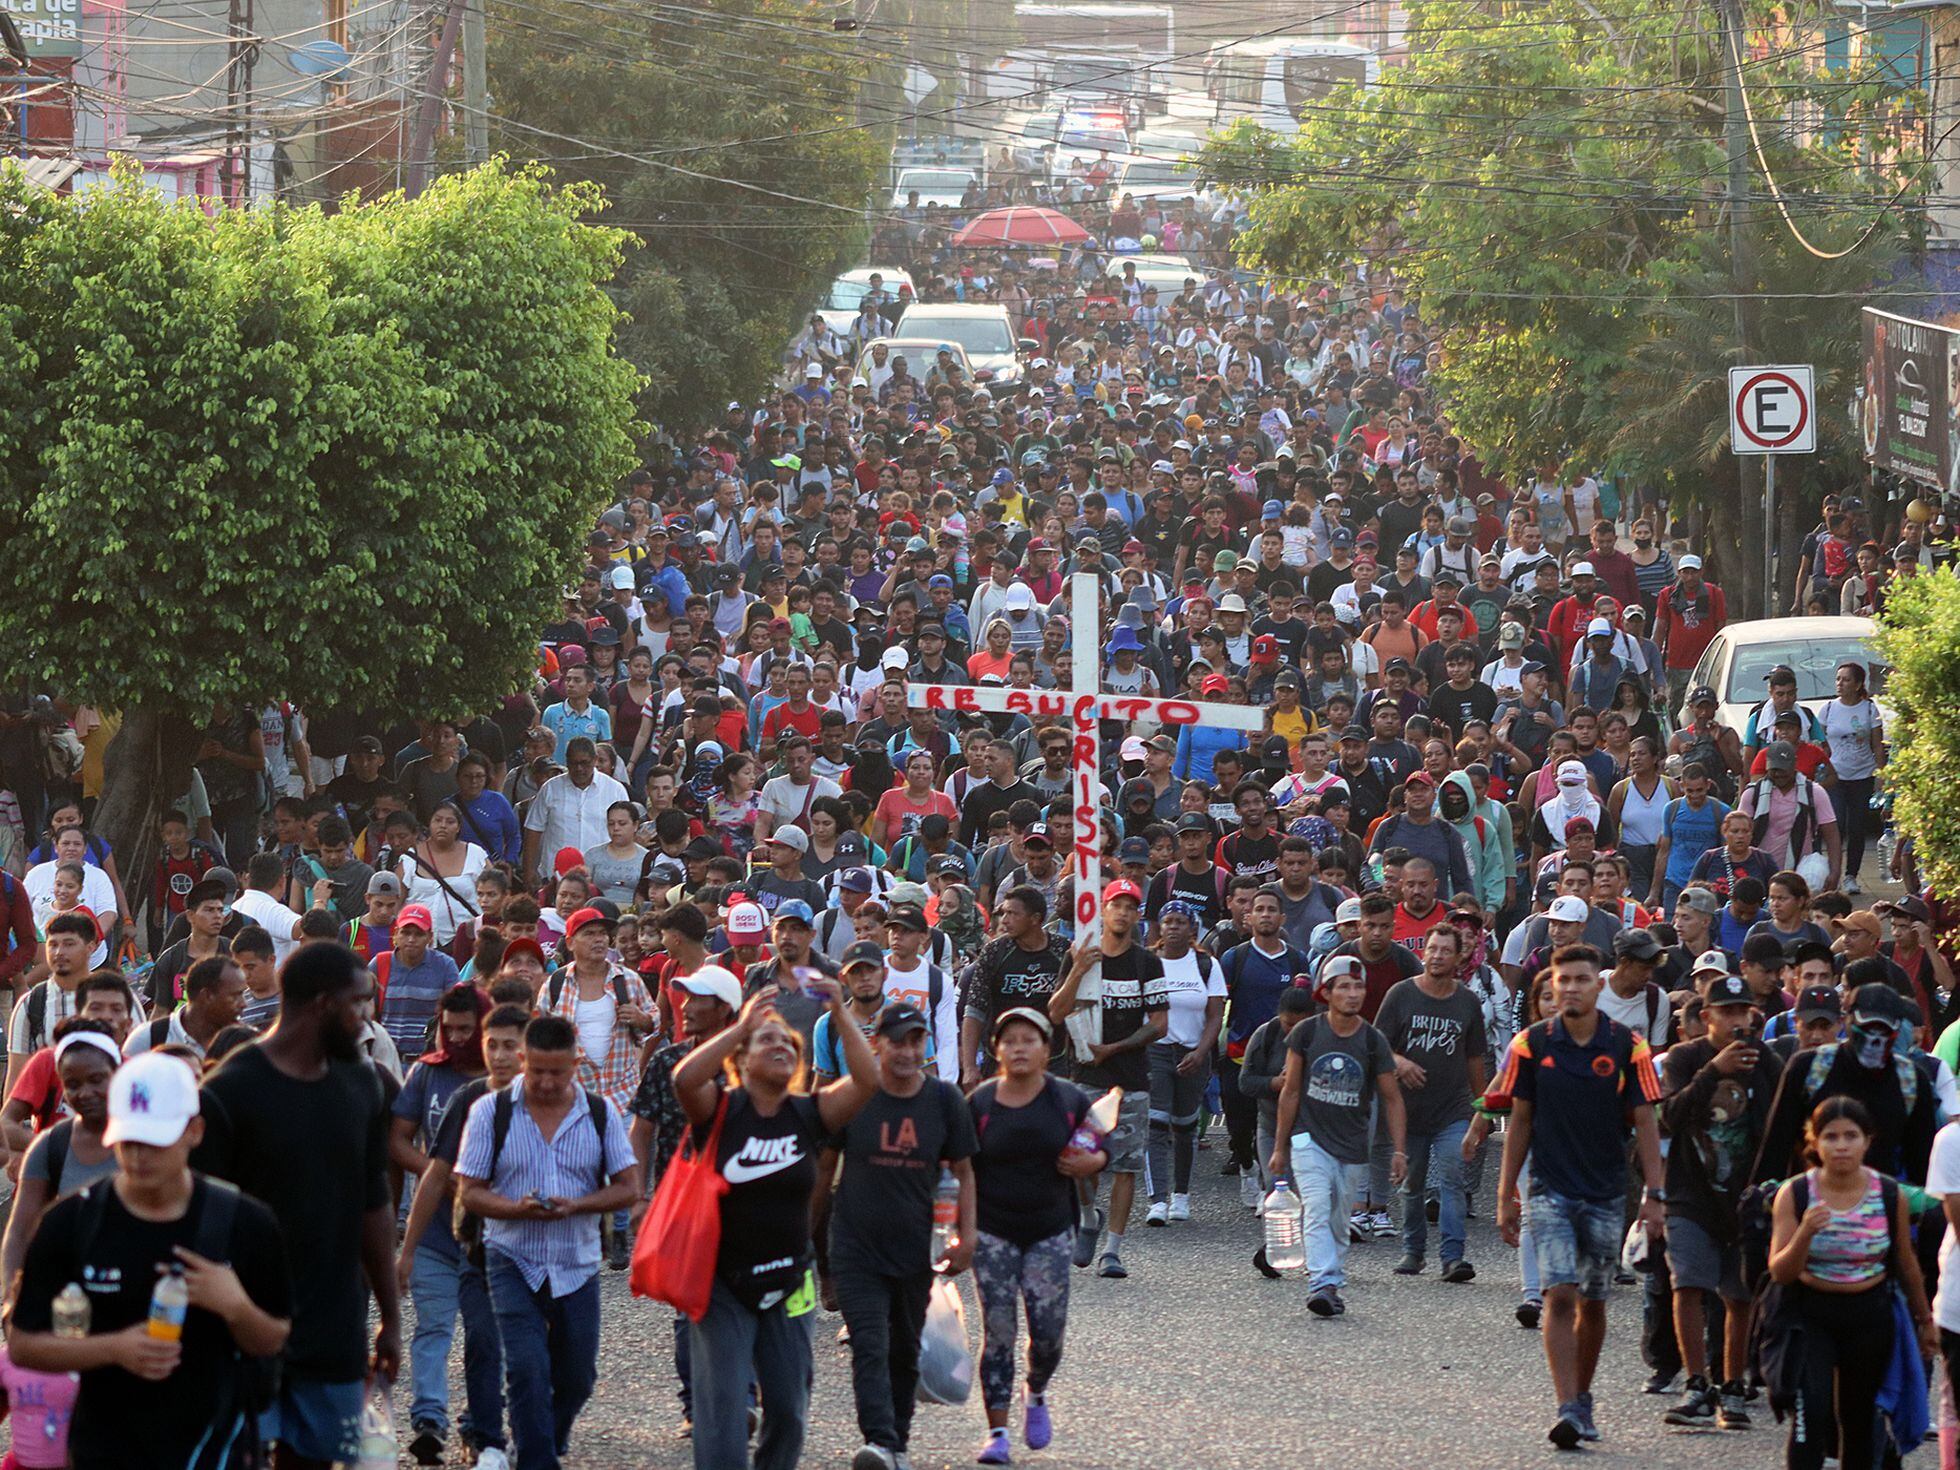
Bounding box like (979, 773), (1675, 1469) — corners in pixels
(1262, 499), (1284, 518)
(773, 900), (816, 925)
(992, 467), (1015, 486)
(1106, 626), (1142, 655)
(928, 573), (954, 590)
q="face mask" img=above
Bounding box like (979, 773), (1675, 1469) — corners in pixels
(1849, 1019), (1896, 1070)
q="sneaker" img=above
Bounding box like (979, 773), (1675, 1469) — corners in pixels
(1548, 1407), (1584, 1451)
(1575, 1392), (1600, 1442)
(1306, 1288), (1337, 1317)
(1096, 1252), (1128, 1279)
(837, 1322), (851, 1345)
(854, 1446), (899, 1470)
(1441, 1258), (1476, 1284)
(1515, 1298), (1542, 1329)
(1239, 1172), (1262, 1208)
(1843, 875), (1863, 896)
(1717, 1382), (1752, 1430)
(1348, 1208), (1370, 1243)
(977, 1429), (1013, 1466)
(1071, 1206), (1105, 1269)
(1425, 1195), (1440, 1223)
(894, 1456), (915, 1470)
(474, 1450), (510, 1470)
(607, 1226), (630, 1271)
(1613, 1268), (1638, 1286)
(1146, 1201), (1169, 1227)
(409, 1426), (445, 1466)
(1024, 1396), (1053, 1450)
(1643, 1370), (1680, 1395)
(1252, 1247), (1282, 1280)
(1367, 1209), (1396, 1239)
(1392, 1252), (1424, 1275)
(1663, 1378), (1716, 1427)
(1327, 1290), (1347, 1315)
(675, 1420), (693, 1441)
(1168, 1194), (1191, 1221)
(1220, 1158), (1242, 1176)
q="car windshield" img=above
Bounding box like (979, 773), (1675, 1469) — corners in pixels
(825, 282), (880, 311)
(1725, 638), (1886, 701)
(899, 171), (971, 193)
(1060, 127), (1127, 152)
(1122, 162), (1191, 186)
(902, 315), (1015, 354)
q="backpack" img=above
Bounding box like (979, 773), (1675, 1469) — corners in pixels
(41, 1117), (75, 1196)
(1674, 727), (1734, 802)
(546, 967), (634, 1011)
(454, 1086), (610, 1268)
(1797, 1039), (1919, 1118)
(1748, 774), (1814, 864)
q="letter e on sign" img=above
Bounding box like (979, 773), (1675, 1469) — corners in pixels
(1729, 366), (1815, 455)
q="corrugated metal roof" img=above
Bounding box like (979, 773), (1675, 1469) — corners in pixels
(7, 155), (82, 191)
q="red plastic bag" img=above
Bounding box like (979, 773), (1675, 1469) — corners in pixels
(630, 1093), (729, 1321)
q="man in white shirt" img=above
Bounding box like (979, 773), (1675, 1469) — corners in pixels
(880, 906), (959, 1081)
(521, 738), (630, 883)
(756, 736), (842, 841)
(231, 850), (323, 967)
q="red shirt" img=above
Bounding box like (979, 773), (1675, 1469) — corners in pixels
(1392, 901), (1449, 956)
(762, 701), (823, 745)
(1746, 740), (1831, 781)
(8, 1047), (62, 1130)
(1653, 581), (1728, 672)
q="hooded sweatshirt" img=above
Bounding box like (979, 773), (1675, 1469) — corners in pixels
(1443, 770), (1509, 913)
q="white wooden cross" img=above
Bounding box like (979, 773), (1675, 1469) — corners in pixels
(907, 571), (1267, 1058)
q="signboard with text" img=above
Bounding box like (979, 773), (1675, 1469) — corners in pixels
(1860, 307), (1957, 491)
(1, 0), (82, 56)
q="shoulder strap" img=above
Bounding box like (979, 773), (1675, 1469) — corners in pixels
(611, 971), (631, 1008)
(1645, 983), (1664, 1038)
(546, 970), (566, 1007)
(487, 1089), (515, 1180)
(44, 1118), (72, 1196)
(586, 1088), (611, 1179)
(195, 1177), (242, 1262)
(25, 983), (48, 1051)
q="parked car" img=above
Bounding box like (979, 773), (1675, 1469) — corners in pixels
(886, 303), (1030, 388)
(814, 266), (915, 337)
(889, 167), (976, 209)
(1686, 615), (1888, 735)
(853, 337), (975, 388)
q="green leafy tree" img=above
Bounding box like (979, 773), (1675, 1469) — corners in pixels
(1876, 568), (1960, 894)
(0, 160), (643, 886)
(1200, 0), (1920, 612)
(486, 0), (885, 428)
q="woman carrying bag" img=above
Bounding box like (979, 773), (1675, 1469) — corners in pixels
(669, 979), (879, 1470)
(1766, 1096), (1934, 1469)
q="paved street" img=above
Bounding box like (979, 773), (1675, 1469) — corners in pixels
(434, 1163), (1837, 1470)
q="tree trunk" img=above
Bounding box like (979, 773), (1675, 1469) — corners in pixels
(1700, 459), (1761, 616)
(93, 705), (203, 946)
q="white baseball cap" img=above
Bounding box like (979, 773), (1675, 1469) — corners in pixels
(1335, 896), (1364, 924)
(1586, 616), (1613, 637)
(1571, 560), (1596, 577)
(1678, 554), (1703, 571)
(726, 902), (769, 939)
(1547, 896), (1590, 924)
(1556, 760), (1587, 786)
(104, 1053), (201, 1148)
(881, 646), (910, 670)
(674, 965), (744, 1011)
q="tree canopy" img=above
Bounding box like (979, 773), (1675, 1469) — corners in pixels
(1200, 0), (1923, 604)
(486, 0), (886, 428)
(1877, 568), (1960, 895)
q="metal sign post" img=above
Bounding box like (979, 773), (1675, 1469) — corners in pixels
(1729, 364), (1815, 615)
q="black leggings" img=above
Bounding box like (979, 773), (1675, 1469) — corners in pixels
(1836, 776), (1877, 880)
(1787, 1283), (1891, 1470)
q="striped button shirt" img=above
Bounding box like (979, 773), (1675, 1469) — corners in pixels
(455, 1076), (634, 1296)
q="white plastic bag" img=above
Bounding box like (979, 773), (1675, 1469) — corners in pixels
(1620, 1218), (1656, 1275)
(915, 1276), (973, 1406)
(342, 1382), (396, 1470)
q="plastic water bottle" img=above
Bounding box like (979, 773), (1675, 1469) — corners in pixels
(1262, 1179), (1305, 1271)
(51, 1283), (89, 1339)
(147, 1265), (189, 1342)
(931, 1167), (959, 1265)
(1067, 1088), (1123, 1155)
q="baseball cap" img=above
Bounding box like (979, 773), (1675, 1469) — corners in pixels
(1498, 624), (1526, 649)
(991, 1006), (1053, 1043)
(395, 903), (435, 933)
(1571, 560), (1595, 577)
(1832, 909), (1881, 939)
(104, 1053), (202, 1149)
(841, 939), (885, 971)
(1317, 954), (1365, 988)
(1612, 928), (1663, 961)
(1704, 973), (1756, 1008)
(1547, 895), (1590, 924)
(366, 871), (403, 898)
(1586, 617), (1613, 638)
(1335, 896), (1364, 924)
(876, 1002), (930, 1039)
(1677, 887), (1721, 917)
(773, 900), (815, 927)
(1764, 664), (1797, 685)
(1176, 813), (1213, 835)
(1765, 740), (1797, 771)
(1023, 822), (1054, 849)
(1250, 634), (1279, 664)
(837, 867), (875, 894)
(1102, 878), (1143, 904)
(1794, 985), (1843, 1021)
(1117, 836), (1151, 864)
(1556, 760), (1587, 786)
(1849, 982), (1910, 1027)
(564, 906), (613, 938)
(674, 966), (743, 1011)
(725, 901), (768, 938)
(1120, 735), (1148, 762)
(1262, 499), (1285, 518)
(1404, 769), (1436, 788)
(768, 826), (810, 854)
(886, 906), (929, 933)
(1692, 948), (1733, 975)
(1678, 554), (1703, 571)
(351, 735), (386, 756)
(1201, 673), (1230, 696)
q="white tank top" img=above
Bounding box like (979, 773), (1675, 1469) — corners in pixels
(1618, 775), (1672, 846)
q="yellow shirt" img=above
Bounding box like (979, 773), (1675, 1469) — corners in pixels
(1272, 704), (1316, 754)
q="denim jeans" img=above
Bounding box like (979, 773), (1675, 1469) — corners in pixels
(485, 1251), (600, 1470)
(689, 1277), (814, 1470)
(1525, 1186), (1623, 1301)
(1400, 1118), (1470, 1263)
(1292, 1132), (1355, 1293)
(831, 1258), (933, 1452)
(409, 1238), (505, 1449)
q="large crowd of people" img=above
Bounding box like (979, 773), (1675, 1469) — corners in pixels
(1, 194), (1958, 1470)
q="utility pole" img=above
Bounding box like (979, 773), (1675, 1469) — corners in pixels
(223, 0), (255, 201)
(1718, 0), (1767, 615)
(461, 0), (487, 164)
(404, 0), (466, 195)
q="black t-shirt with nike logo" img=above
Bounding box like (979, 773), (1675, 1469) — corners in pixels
(703, 1088), (825, 1306)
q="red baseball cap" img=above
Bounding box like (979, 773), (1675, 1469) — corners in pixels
(395, 904), (435, 933)
(1101, 879), (1143, 905)
(1250, 635), (1278, 664)
(1201, 673), (1230, 696)
(1404, 770), (1437, 788)
(565, 906), (613, 939)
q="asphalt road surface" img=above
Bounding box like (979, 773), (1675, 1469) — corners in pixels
(407, 1161), (1871, 1470)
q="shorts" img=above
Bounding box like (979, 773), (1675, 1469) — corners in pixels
(1525, 1187), (1623, 1301)
(1664, 1214), (1746, 1299)
(1102, 1089), (1150, 1175)
(260, 1375), (365, 1463)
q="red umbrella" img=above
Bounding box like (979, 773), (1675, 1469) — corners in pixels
(950, 206), (1093, 248)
